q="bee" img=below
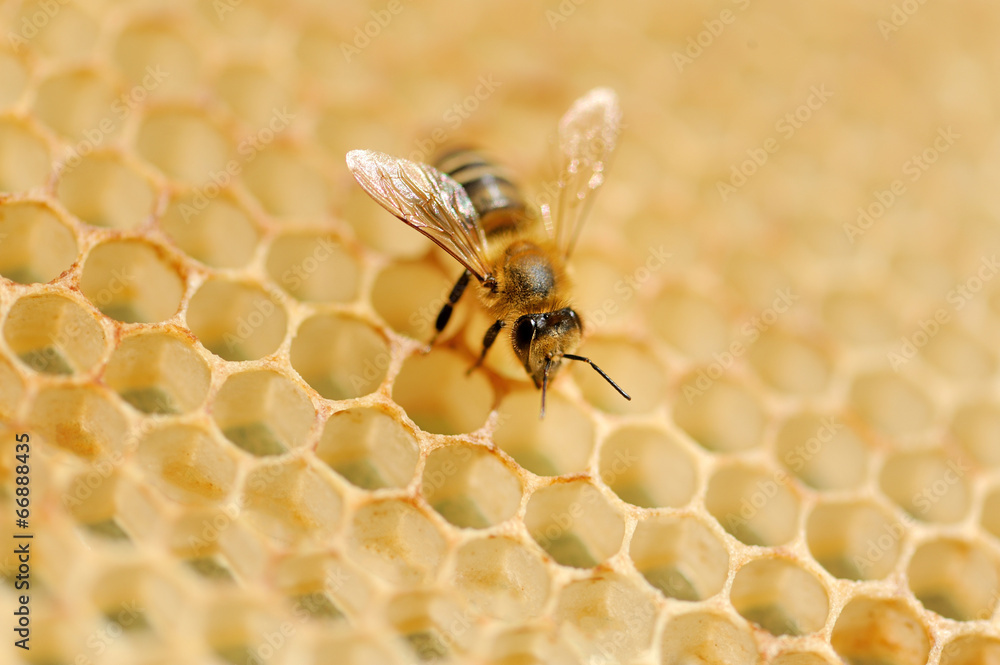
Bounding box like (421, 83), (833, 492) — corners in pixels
(346, 87), (630, 417)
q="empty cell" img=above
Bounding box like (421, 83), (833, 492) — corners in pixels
(984, 488), (1000, 541)
(0, 356), (24, 421)
(33, 67), (118, 141)
(648, 286), (729, 360)
(28, 384), (127, 459)
(347, 499), (446, 587)
(831, 597), (930, 665)
(290, 313), (389, 400)
(850, 371), (934, 438)
(137, 424), (239, 505)
(630, 514), (729, 601)
(0, 117), (50, 192)
(387, 590), (479, 661)
(266, 232), (360, 303)
(493, 388), (595, 476)
(920, 326), (996, 380)
(0, 201), (78, 284)
(730, 558), (828, 636)
(317, 407), (419, 490)
(0, 52), (27, 109)
(570, 338), (666, 414)
(392, 350), (493, 435)
(599, 425), (696, 508)
(421, 444), (521, 528)
(340, 178), (434, 258)
(80, 240), (184, 323)
(56, 152), (156, 229)
(775, 413), (868, 490)
(951, 400), (1000, 468)
(451, 536), (549, 621)
(113, 21), (199, 96)
(242, 457), (343, 543)
(187, 279), (288, 361)
(907, 538), (1000, 621)
(371, 260), (466, 340)
(104, 331), (211, 414)
(660, 612), (760, 665)
(746, 329), (831, 396)
(215, 63), (290, 127)
(524, 480), (624, 568)
(136, 108), (232, 184)
(161, 192), (259, 269)
(822, 290), (897, 344)
(212, 370), (315, 456)
(880, 450), (971, 523)
(486, 626), (580, 665)
(941, 635), (1000, 665)
(12, 0), (98, 58)
(705, 464), (800, 547)
(241, 146), (329, 218)
(806, 500), (902, 581)
(673, 376), (766, 452)
(4, 292), (105, 376)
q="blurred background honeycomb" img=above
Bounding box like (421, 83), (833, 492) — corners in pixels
(1, 0), (1000, 663)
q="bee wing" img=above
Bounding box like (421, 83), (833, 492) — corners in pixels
(541, 88), (622, 259)
(346, 150), (493, 282)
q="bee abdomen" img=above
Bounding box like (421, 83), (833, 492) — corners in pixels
(435, 149), (526, 231)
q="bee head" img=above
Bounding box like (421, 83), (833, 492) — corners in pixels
(511, 308), (582, 389)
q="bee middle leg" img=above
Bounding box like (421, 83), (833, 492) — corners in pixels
(428, 270), (471, 348)
(468, 319), (505, 374)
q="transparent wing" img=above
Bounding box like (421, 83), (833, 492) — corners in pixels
(541, 87), (622, 259)
(346, 149), (493, 282)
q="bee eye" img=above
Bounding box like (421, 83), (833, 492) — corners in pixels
(514, 317), (535, 349)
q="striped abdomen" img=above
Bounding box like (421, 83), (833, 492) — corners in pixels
(434, 148), (528, 238)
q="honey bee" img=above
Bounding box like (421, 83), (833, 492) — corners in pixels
(346, 87), (630, 416)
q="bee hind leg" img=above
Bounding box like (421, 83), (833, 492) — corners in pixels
(427, 270), (471, 352)
(468, 319), (505, 374)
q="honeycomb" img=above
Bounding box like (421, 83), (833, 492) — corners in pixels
(1, 0), (1000, 663)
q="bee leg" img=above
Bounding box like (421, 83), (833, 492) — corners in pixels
(468, 320), (505, 374)
(427, 270), (471, 351)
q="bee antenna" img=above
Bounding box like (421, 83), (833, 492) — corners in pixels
(562, 354), (631, 401)
(540, 358), (551, 419)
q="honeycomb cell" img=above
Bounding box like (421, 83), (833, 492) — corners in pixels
(242, 457), (343, 543)
(524, 480), (624, 568)
(56, 152), (156, 229)
(951, 401), (1000, 468)
(570, 338), (666, 414)
(104, 331), (210, 414)
(770, 653), (840, 665)
(3, 292), (105, 376)
(0, 51), (27, 108)
(216, 63), (290, 127)
(187, 278), (288, 361)
(598, 425), (696, 508)
(341, 185), (434, 258)
(921, 326), (996, 380)
(89, 564), (179, 639)
(266, 232), (360, 303)
(555, 572), (657, 664)
(136, 108), (231, 184)
(241, 146), (329, 218)
(0, 117), (50, 192)
(673, 376), (766, 452)
(984, 488), (1000, 541)
(486, 626), (581, 665)
(387, 590), (478, 661)
(347, 499), (447, 586)
(880, 450), (971, 523)
(371, 260), (465, 340)
(451, 536), (550, 621)
(775, 413), (868, 490)
(66, 465), (162, 541)
(746, 330), (831, 395)
(660, 612), (760, 665)
(0, 356), (24, 421)
(705, 464), (800, 547)
(806, 501), (902, 581)
(160, 192), (259, 269)
(137, 423), (239, 505)
(12, 0), (98, 58)
(309, 634), (401, 665)
(392, 350), (493, 435)
(831, 597), (930, 665)
(850, 371), (933, 438)
(290, 313), (389, 399)
(648, 286), (729, 360)
(212, 370), (315, 456)
(493, 388), (594, 476)
(317, 407), (419, 490)
(629, 514), (729, 601)
(421, 444), (522, 528)
(730, 558), (828, 636)
(80, 240), (185, 323)
(113, 21), (199, 96)
(822, 290), (897, 344)
(33, 67), (117, 141)
(906, 537), (999, 621)
(0, 201), (78, 284)
(941, 635), (1000, 665)
(274, 552), (374, 621)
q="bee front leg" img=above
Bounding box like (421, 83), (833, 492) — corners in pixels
(468, 319), (505, 375)
(427, 270), (471, 351)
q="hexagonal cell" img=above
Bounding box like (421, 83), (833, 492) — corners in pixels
(492, 388), (594, 476)
(630, 514), (728, 601)
(104, 331), (210, 414)
(308, 634), (401, 665)
(849, 371), (934, 438)
(451, 536), (550, 621)
(831, 597), (930, 665)
(113, 20), (199, 96)
(570, 338), (666, 414)
(951, 401), (1000, 468)
(212, 370), (315, 456)
(555, 572), (657, 664)
(673, 376), (766, 452)
(266, 232), (360, 303)
(187, 278), (288, 361)
(705, 464), (800, 547)
(0, 52), (27, 109)
(524, 481), (624, 568)
(879, 450), (971, 523)
(0, 201), (78, 284)
(241, 145), (329, 218)
(0, 117), (50, 192)
(746, 329), (831, 396)
(33, 67), (118, 141)
(346, 499), (446, 587)
(775, 413), (868, 490)
(387, 590), (479, 660)
(599, 425), (696, 508)
(215, 63), (290, 127)
(907, 538), (999, 621)
(648, 286), (729, 360)
(822, 290), (897, 344)
(89, 563), (178, 638)
(422, 444), (522, 529)
(317, 407), (419, 490)
(392, 349), (493, 435)
(242, 457), (343, 543)
(660, 612), (760, 665)
(28, 384), (128, 459)
(486, 626), (581, 665)
(274, 552), (375, 622)
(730, 558), (828, 636)
(371, 260), (468, 340)
(941, 635), (1000, 665)
(290, 313), (389, 400)
(136, 107), (231, 184)
(806, 500), (903, 581)
(921, 325), (996, 380)
(11, 0), (98, 58)
(0, 356), (24, 421)
(65, 468), (163, 543)
(160, 192), (259, 269)
(56, 152), (156, 229)
(80, 239), (185, 324)
(984, 488), (1000, 541)
(3, 292), (105, 376)
(137, 423), (239, 505)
